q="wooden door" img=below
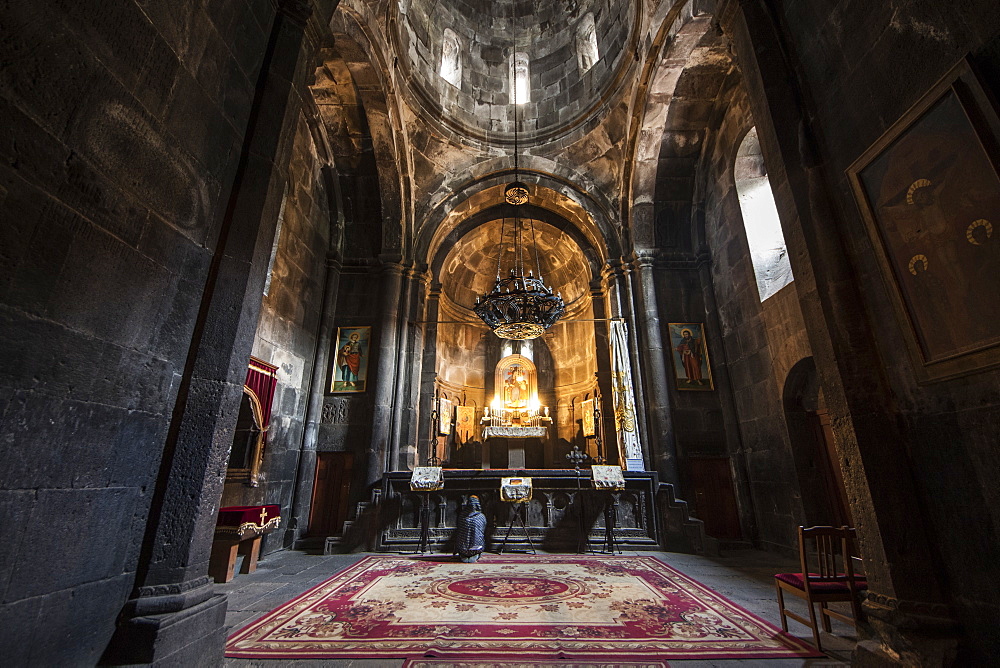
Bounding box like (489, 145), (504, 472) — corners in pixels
(309, 452), (353, 536)
(687, 457), (742, 540)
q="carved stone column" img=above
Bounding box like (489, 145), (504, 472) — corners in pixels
(590, 279), (617, 465)
(603, 260), (651, 470)
(388, 266), (420, 471)
(631, 251), (680, 487)
(366, 257), (405, 487)
(400, 270), (432, 470)
(289, 254), (341, 542)
(417, 280), (442, 466)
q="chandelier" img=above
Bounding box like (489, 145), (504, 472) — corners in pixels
(473, 6), (565, 340)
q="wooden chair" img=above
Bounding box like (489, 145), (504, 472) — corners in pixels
(774, 525), (867, 651)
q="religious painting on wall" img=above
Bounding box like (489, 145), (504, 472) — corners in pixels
(495, 354), (536, 412)
(668, 323), (714, 390)
(580, 398), (596, 437)
(848, 60), (1000, 382)
(439, 397), (453, 435)
(330, 326), (371, 393)
(455, 405), (476, 441)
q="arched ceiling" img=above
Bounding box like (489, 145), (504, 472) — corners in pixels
(393, 0), (638, 144)
(438, 218), (591, 314)
(326, 0), (726, 264)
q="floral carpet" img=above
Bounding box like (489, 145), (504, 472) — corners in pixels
(402, 661), (669, 668)
(225, 555), (822, 660)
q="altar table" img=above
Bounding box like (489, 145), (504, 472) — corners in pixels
(209, 505), (281, 583)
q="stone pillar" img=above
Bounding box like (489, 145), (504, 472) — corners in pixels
(366, 257), (405, 488)
(289, 254), (341, 542)
(417, 281), (442, 466)
(590, 279), (617, 465)
(388, 266), (419, 471)
(103, 2), (319, 664)
(603, 260), (652, 470)
(631, 252), (680, 487)
(619, 262), (653, 457)
(400, 271), (432, 470)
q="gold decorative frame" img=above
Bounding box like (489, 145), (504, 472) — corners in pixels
(494, 354), (538, 409)
(847, 59), (1000, 382)
(226, 385), (266, 486)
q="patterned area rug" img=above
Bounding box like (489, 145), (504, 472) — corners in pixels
(403, 661), (669, 668)
(225, 555), (822, 660)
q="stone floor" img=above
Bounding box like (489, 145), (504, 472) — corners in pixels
(219, 548), (856, 667)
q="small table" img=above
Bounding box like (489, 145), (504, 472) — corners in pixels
(209, 505), (281, 583)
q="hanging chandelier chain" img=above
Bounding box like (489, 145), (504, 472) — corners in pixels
(473, 0), (565, 341)
(529, 216), (542, 278)
(495, 213), (506, 281)
(512, 0), (519, 179)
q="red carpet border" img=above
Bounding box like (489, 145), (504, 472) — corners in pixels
(402, 661), (670, 668)
(226, 555), (823, 660)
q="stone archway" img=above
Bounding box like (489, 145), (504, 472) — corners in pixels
(423, 202), (606, 469)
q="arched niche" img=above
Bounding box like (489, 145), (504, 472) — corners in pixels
(494, 354), (538, 413)
(782, 357), (851, 527)
(427, 201), (603, 468)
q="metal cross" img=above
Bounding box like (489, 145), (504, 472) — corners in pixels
(565, 445), (587, 471)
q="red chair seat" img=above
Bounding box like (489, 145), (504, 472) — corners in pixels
(775, 571), (868, 592)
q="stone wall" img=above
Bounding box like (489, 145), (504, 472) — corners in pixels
(314, 266), (380, 510)
(757, 0), (1000, 657)
(0, 0), (275, 663)
(222, 113), (331, 556)
(653, 77), (821, 550)
(699, 92), (815, 552)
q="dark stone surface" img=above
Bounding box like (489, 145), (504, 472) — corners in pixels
(714, 0), (1000, 661)
(1, 0), (997, 664)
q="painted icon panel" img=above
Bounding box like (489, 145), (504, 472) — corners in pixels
(848, 60), (1000, 381)
(668, 323), (714, 391)
(330, 326), (371, 393)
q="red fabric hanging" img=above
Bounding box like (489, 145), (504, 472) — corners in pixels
(245, 357), (278, 444)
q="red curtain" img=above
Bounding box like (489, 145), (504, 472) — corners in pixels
(245, 357), (278, 444)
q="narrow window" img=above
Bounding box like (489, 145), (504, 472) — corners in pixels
(734, 127), (793, 301)
(511, 52), (530, 104)
(440, 28), (462, 88)
(577, 13), (599, 73)
(263, 187), (287, 297)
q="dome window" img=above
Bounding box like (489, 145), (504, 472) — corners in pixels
(440, 28), (462, 88)
(511, 52), (530, 104)
(577, 13), (599, 73)
(735, 127), (794, 301)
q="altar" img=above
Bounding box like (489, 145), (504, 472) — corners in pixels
(477, 354), (552, 469)
(399, 325), (660, 551)
(377, 468), (661, 552)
